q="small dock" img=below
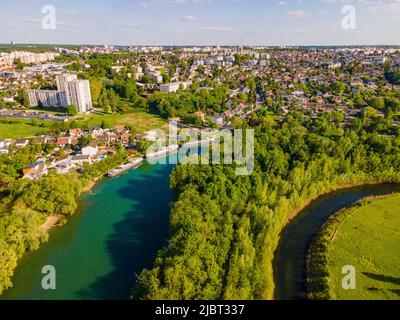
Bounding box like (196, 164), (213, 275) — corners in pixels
(107, 158), (144, 177)
(146, 145), (179, 159)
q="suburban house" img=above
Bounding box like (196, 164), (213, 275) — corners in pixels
(90, 127), (104, 138)
(211, 115), (224, 126)
(22, 159), (48, 181)
(57, 136), (71, 146)
(96, 134), (111, 144)
(144, 130), (159, 142)
(32, 136), (47, 145)
(0, 139), (9, 154)
(69, 128), (84, 137)
(15, 139), (29, 148)
(54, 159), (75, 174)
(113, 125), (126, 133)
(71, 155), (92, 165)
(81, 141), (98, 156)
(119, 133), (130, 145)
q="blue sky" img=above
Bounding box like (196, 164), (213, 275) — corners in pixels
(0, 0), (399, 45)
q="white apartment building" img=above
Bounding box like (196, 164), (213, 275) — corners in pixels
(27, 73), (92, 113)
(361, 56), (388, 64)
(27, 90), (67, 107)
(150, 72), (163, 84)
(56, 74), (77, 93)
(160, 82), (191, 93)
(0, 51), (59, 66)
(67, 79), (92, 113)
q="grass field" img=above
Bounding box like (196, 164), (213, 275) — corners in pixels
(72, 111), (167, 132)
(327, 194), (400, 300)
(0, 111), (167, 139)
(0, 121), (49, 139)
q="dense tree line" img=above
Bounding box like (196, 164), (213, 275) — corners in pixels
(385, 66), (400, 85)
(148, 85), (230, 119)
(0, 173), (83, 294)
(134, 110), (400, 300)
(0, 207), (48, 294)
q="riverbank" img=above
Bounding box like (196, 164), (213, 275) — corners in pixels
(36, 143), (190, 233)
(271, 176), (400, 300)
(306, 193), (400, 300)
(38, 178), (98, 232)
(1, 143), (192, 297)
(284, 180), (395, 225)
(1, 151), (176, 300)
(39, 215), (64, 232)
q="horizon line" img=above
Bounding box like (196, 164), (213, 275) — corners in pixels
(1, 43), (400, 48)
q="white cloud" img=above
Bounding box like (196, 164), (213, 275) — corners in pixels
(284, 10), (310, 18)
(363, 0), (400, 13)
(182, 15), (197, 21)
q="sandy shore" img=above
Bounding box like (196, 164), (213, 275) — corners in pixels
(40, 215), (64, 232)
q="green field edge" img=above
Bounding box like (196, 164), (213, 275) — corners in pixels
(305, 193), (400, 300)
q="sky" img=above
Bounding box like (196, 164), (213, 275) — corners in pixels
(0, 0), (399, 46)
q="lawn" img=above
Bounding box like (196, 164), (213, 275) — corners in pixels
(327, 194), (400, 300)
(72, 111), (167, 133)
(0, 111), (167, 139)
(0, 121), (49, 139)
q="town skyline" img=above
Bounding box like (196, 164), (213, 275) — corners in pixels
(1, 0), (400, 46)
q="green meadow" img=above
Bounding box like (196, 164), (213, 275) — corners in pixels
(0, 111), (167, 139)
(0, 120), (49, 139)
(71, 111), (167, 133)
(327, 195), (400, 300)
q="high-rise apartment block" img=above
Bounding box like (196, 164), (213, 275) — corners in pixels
(27, 73), (92, 113)
(66, 79), (92, 113)
(27, 90), (67, 108)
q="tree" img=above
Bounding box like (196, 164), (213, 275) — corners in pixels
(89, 78), (103, 105)
(67, 104), (78, 116)
(15, 89), (30, 107)
(384, 96), (400, 112)
(136, 139), (152, 154)
(367, 97), (385, 109)
(13, 58), (26, 70)
(331, 81), (345, 95)
(21, 175), (82, 215)
(77, 135), (93, 149)
(385, 67), (400, 85)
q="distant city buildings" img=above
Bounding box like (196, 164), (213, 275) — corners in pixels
(0, 51), (59, 67)
(27, 73), (92, 113)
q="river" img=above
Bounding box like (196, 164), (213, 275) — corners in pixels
(1, 155), (175, 300)
(273, 183), (400, 300)
(2, 154), (399, 300)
